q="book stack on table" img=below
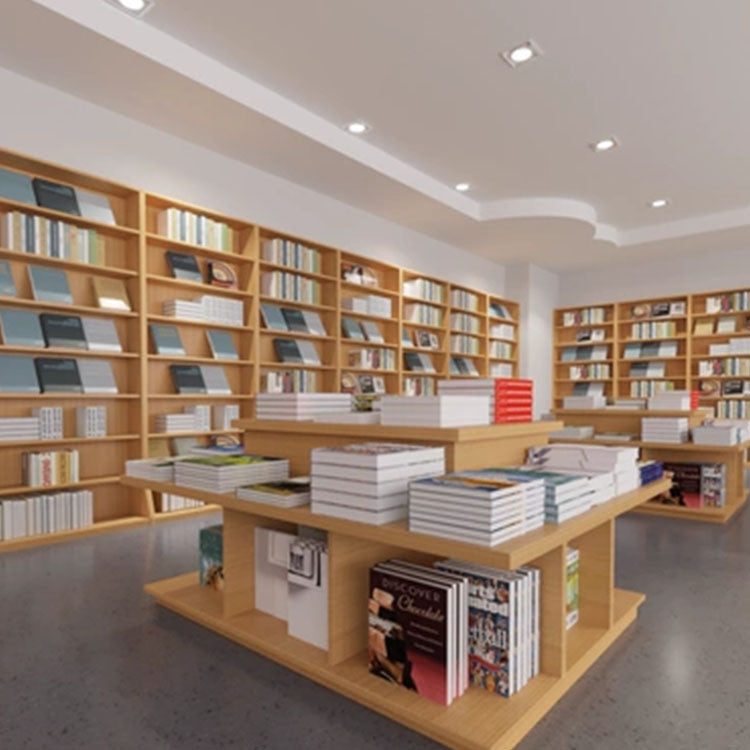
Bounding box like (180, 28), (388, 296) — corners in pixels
(175, 454), (289, 493)
(641, 417), (689, 444)
(438, 378), (533, 423)
(255, 393), (352, 421)
(380, 395), (490, 428)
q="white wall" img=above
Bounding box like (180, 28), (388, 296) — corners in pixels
(557, 246), (750, 306)
(0, 66), (506, 295)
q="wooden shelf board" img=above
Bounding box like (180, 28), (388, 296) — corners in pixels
(0, 474), (123, 498)
(145, 573), (643, 750)
(147, 314), (246, 332)
(259, 261), (336, 282)
(690, 331), (746, 340)
(489, 356), (515, 362)
(555, 378), (612, 383)
(0, 344), (137, 359)
(554, 408), (709, 418)
(147, 429), (242, 439)
(341, 309), (397, 323)
(402, 321), (445, 332)
(0, 434), (139, 449)
(0, 197), (140, 237)
(341, 340), (399, 350)
(630, 496), (746, 524)
(620, 356), (685, 362)
(556, 358), (613, 365)
(555, 323), (614, 331)
(618, 376), (685, 382)
(152, 505), (221, 522)
(618, 315), (686, 324)
(0, 393), (138, 400)
(124, 475), (668, 571)
(691, 310), (750, 319)
(147, 393), (253, 400)
(0, 296), (137, 318)
(401, 294), (447, 308)
(621, 335), (687, 342)
(259, 296), (336, 313)
(146, 274), (252, 299)
(0, 515), (149, 554)
(145, 233), (252, 263)
(555, 339), (614, 346)
(0, 247), (137, 278)
(260, 329), (335, 342)
(693, 374), (750, 380)
(259, 362), (335, 371)
(147, 354), (251, 366)
(549, 436), (750, 452)
(342, 367), (398, 374)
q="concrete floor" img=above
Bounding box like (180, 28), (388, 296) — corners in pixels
(1, 508), (749, 750)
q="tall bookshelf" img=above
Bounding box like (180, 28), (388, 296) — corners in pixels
(0, 146), (521, 552)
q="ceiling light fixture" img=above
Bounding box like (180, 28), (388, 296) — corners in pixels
(106, 0), (154, 17)
(590, 137), (618, 153)
(501, 40), (542, 68)
(346, 121), (370, 135)
(455, 183), (470, 192)
(650, 198), (669, 208)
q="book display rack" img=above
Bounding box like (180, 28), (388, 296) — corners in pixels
(0, 147), (519, 552)
(123, 421), (671, 750)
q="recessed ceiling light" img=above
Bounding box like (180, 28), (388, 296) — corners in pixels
(106, 0), (154, 16)
(590, 137), (618, 153)
(455, 183), (470, 192)
(501, 40), (542, 68)
(346, 121), (370, 135)
(650, 198), (669, 208)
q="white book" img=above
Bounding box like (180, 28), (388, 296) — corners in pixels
(81, 317), (122, 353)
(310, 500), (406, 524)
(199, 365), (232, 395)
(76, 359), (118, 394)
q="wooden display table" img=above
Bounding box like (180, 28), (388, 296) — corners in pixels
(234, 419), (563, 475)
(126, 416), (670, 749)
(551, 410), (747, 523)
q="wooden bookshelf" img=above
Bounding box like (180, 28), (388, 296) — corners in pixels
(126, 416), (670, 750)
(0, 146), (521, 552)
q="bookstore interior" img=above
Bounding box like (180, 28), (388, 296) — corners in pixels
(2, 3), (750, 749)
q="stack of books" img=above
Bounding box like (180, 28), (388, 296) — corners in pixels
(22, 450), (79, 487)
(236, 477), (311, 508)
(163, 299), (205, 322)
(692, 419), (750, 446)
(175, 454), (290, 493)
(642, 417), (689, 443)
(1, 490), (94, 540)
(198, 295), (244, 326)
(157, 207), (233, 251)
(436, 559), (539, 697)
(408, 474), (529, 544)
(184, 404), (212, 431)
(368, 560), (467, 706)
(125, 457), (183, 483)
(402, 376), (436, 396)
(380, 395), (490, 427)
(255, 392), (352, 420)
(341, 294), (392, 318)
(32, 406), (63, 439)
(75, 406), (107, 438)
(403, 278), (444, 303)
(437, 378), (533, 423)
(160, 494), (204, 512)
(563, 394), (607, 409)
(639, 460), (665, 485)
(154, 413), (199, 433)
(647, 391), (698, 410)
(311, 443), (445, 524)
(0, 416), (40, 443)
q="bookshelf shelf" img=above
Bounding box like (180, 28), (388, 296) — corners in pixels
(0, 296), (138, 319)
(145, 233), (253, 263)
(0, 474), (122, 498)
(340, 280), (399, 297)
(340, 309), (396, 323)
(146, 314), (246, 331)
(147, 354), (251, 366)
(0, 247), (138, 278)
(151, 505), (221, 522)
(402, 294), (448, 308)
(259, 362), (335, 371)
(147, 394), (255, 400)
(0, 434), (139, 449)
(0, 345), (138, 359)
(260, 329), (335, 342)
(259, 260), (336, 282)
(145, 274), (252, 299)
(0, 393), (139, 400)
(259, 295), (336, 313)
(147, 429), (242, 439)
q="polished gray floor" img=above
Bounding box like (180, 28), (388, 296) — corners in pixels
(1, 507), (749, 750)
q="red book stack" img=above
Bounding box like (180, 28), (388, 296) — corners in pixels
(437, 378), (534, 423)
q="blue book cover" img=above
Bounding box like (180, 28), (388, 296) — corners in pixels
(0, 354), (40, 392)
(0, 167), (36, 205)
(0, 308), (45, 348)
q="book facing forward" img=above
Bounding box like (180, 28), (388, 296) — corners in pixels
(0, 354), (40, 393)
(32, 178), (81, 215)
(28, 266), (73, 305)
(170, 364), (207, 394)
(91, 277), (132, 311)
(40, 314), (87, 349)
(35, 357), (83, 393)
(167, 251), (203, 283)
(150, 324), (185, 356)
(0, 308), (45, 348)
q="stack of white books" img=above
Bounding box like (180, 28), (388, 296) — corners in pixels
(549, 425), (595, 439)
(161, 494), (204, 512)
(0, 417), (40, 443)
(32, 407), (63, 439)
(729, 338), (750, 354)
(198, 295), (244, 326)
(562, 395), (607, 409)
(175, 454), (289, 493)
(642, 417), (689, 443)
(154, 413), (198, 433)
(647, 391), (693, 410)
(1, 490), (94, 540)
(380, 395), (490, 427)
(163, 299), (205, 321)
(75, 406), (107, 438)
(255, 393), (353, 421)
(311, 443), (445, 524)
(692, 419), (750, 446)
(213, 404), (240, 430)
(237, 477), (311, 508)
(490, 362), (514, 378)
(341, 294), (392, 318)
(184, 404), (212, 431)
(125, 457), (185, 483)
(408, 474), (529, 544)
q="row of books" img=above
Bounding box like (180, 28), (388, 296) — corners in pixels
(629, 380), (677, 397)
(569, 364), (610, 380)
(151, 325), (239, 360)
(561, 307), (606, 327)
(261, 238), (322, 273)
(438, 379), (533, 423)
(0, 406), (106, 441)
(170, 364), (232, 395)
(490, 362), (514, 378)
(705, 291), (750, 313)
(623, 341), (678, 359)
(490, 322), (515, 340)
(706, 338), (750, 355)
(403, 375), (436, 396)
(630, 321), (677, 339)
(0, 308), (122, 352)
(695, 316), (748, 336)
(451, 333), (480, 355)
(698, 357), (750, 376)
(403, 277), (444, 303)
(489, 341), (513, 359)
(341, 294), (392, 318)
(154, 404), (239, 433)
(160, 493), (205, 512)
(2, 211), (105, 265)
(273, 337), (322, 366)
(561, 345), (609, 362)
(348, 347), (396, 371)
(261, 369), (318, 393)
(403, 328), (440, 349)
(715, 399), (750, 418)
(341, 316), (384, 342)
(157, 208), (233, 251)
(404, 302), (442, 327)
(0, 490), (94, 540)
(691, 420), (750, 446)
(450, 288), (479, 311)
(260, 271), (321, 305)
(404, 351), (436, 373)
(451, 312), (481, 334)
(450, 357), (480, 376)
(256, 392), (351, 420)
(0, 355), (117, 394)
(22, 449), (80, 487)
(163, 294), (244, 326)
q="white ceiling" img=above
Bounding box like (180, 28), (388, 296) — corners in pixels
(3, 0), (750, 270)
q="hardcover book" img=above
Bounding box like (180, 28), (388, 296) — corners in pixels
(81, 317), (122, 353)
(361, 320), (385, 343)
(199, 365), (232, 394)
(259, 304), (288, 331)
(281, 308), (309, 333)
(0, 354), (40, 392)
(0, 261), (16, 298)
(300, 310), (327, 337)
(32, 178), (81, 215)
(341, 317), (364, 340)
(76, 359), (118, 394)
(167, 251), (203, 282)
(208, 261), (237, 288)
(273, 338), (303, 363)
(34, 357), (83, 392)
(40, 314), (87, 349)
(0, 309), (45, 348)
(170, 364), (207, 394)
(150, 324), (185, 356)
(0, 167), (36, 205)
(91, 277), (132, 311)
(297, 340), (321, 365)
(206, 329), (239, 360)
(404, 352), (424, 371)
(28, 266), (73, 305)
(75, 189), (116, 225)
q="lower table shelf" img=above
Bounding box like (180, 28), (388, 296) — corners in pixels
(146, 572), (645, 750)
(631, 497), (747, 524)
(152, 505), (221, 523)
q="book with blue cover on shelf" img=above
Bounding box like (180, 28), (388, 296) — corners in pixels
(0, 354), (40, 392)
(281, 308), (308, 333)
(28, 266), (73, 305)
(0, 167), (36, 205)
(260, 303), (288, 331)
(274, 338), (303, 364)
(32, 178), (81, 215)
(206, 329), (239, 360)
(0, 308), (45, 348)
(150, 324), (186, 356)
(170, 364), (207, 394)
(34, 357), (83, 392)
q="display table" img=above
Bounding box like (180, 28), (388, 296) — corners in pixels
(126, 418), (671, 750)
(552, 410), (747, 523)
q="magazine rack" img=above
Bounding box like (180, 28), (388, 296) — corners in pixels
(127, 422), (670, 749)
